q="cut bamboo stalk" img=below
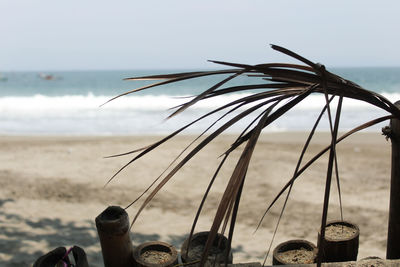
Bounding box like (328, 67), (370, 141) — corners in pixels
(95, 206), (135, 267)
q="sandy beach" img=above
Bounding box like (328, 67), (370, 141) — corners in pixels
(0, 131), (393, 266)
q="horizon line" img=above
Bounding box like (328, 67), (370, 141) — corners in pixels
(2, 65), (400, 73)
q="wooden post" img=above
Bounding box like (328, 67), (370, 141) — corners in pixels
(386, 101), (400, 259)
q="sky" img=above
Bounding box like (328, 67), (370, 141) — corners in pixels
(1, 0), (400, 71)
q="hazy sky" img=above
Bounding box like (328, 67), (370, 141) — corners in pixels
(1, 0), (400, 71)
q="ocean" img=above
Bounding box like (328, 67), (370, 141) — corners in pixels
(0, 68), (399, 135)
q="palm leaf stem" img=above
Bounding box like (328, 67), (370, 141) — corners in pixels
(186, 107), (268, 259)
(199, 88), (317, 266)
(129, 98), (280, 228)
(200, 108), (270, 267)
(125, 93), (271, 210)
(260, 96), (334, 266)
(225, 175), (245, 267)
(257, 115), (393, 223)
(317, 96), (343, 267)
(105, 89), (286, 185)
(101, 69), (242, 106)
(225, 84), (318, 155)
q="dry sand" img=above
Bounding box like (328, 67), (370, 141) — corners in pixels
(0, 132), (392, 266)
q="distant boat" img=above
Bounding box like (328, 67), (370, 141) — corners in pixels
(38, 73), (60, 80)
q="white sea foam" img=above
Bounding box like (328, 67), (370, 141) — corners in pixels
(0, 92), (397, 135)
(1, 92), (399, 111)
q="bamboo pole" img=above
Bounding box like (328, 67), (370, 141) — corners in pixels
(95, 206), (135, 267)
(386, 101), (400, 259)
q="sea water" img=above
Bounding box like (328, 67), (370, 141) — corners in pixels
(0, 68), (399, 135)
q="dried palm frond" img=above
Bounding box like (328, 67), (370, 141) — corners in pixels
(104, 45), (400, 267)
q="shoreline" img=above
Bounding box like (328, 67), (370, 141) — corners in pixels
(0, 132), (392, 266)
